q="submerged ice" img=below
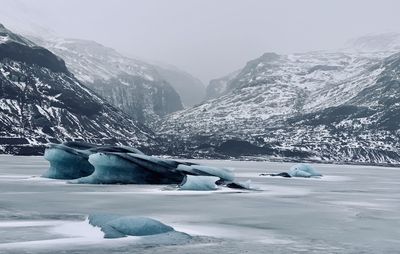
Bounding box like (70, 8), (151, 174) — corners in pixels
(88, 213), (176, 238)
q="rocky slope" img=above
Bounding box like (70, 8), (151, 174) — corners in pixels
(158, 36), (400, 165)
(30, 37), (184, 126)
(0, 24), (158, 154)
(206, 70), (239, 100)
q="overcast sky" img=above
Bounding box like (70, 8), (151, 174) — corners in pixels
(1, 0), (399, 84)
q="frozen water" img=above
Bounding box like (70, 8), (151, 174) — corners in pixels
(43, 142), (146, 181)
(42, 144), (94, 179)
(71, 153), (184, 184)
(42, 143), (237, 185)
(0, 156), (399, 253)
(177, 164), (235, 181)
(288, 163), (322, 177)
(70, 153), (162, 184)
(88, 213), (176, 238)
(179, 175), (219, 191)
(44, 144), (235, 185)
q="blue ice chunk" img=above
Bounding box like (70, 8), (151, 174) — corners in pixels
(43, 142), (145, 180)
(288, 163), (322, 177)
(179, 175), (219, 191)
(42, 143), (95, 179)
(88, 213), (175, 238)
(71, 152), (184, 184)
(177, 164), (235, 181)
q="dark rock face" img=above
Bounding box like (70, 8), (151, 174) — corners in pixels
(0, 42), (68, 73)
(0, 24), (159, 155)
(93, 74), (183, 125)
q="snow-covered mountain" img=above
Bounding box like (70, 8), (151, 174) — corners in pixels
(0, 24), (158, 154)
(158, 37), (400, 165)
(29, 36), (184, 126)
(206, 70), (240, 100)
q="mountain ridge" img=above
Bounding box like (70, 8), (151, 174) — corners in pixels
(0, 24), (160, 155)
(158, 38), (400, 165)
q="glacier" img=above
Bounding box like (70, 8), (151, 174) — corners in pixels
(87, 213), (176, 238)
(179, 175), (219, 191)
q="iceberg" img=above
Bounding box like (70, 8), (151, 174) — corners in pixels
(288, 163), (322, 177)
(261, 163), (322, 178)
(88, 213), (176, 238)
(177, 164), (235, 182)
(70, 152), (185, 184)
(42, 142), (96, 179)
(69, 152), (234, 185)
(43, 142), (237, 185)
(43, 142), (145, 180)
(179, 175), (219, 191)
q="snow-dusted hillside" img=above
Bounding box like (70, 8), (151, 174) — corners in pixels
(29, 36), (184, 126)
(0, 24), (158, 154)
(206, 70), (239, 99)
(158, 39), (400, 165)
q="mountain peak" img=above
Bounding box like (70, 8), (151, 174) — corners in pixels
(260, 52), (280, 61)
(0, 23), (35, 46)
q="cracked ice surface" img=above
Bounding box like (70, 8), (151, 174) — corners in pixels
(0, 156), (399, 253)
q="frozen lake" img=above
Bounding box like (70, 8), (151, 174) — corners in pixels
(0, 155), (399, 253)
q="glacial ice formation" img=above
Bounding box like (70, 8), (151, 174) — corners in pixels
(288, 163), (322, 177)
(42, 142), (97, 179)
(179, 175), (219, 191)
(43, 142), (145, 180)
(43, 142), (238, 186)
(88, 213), (175, 238)
(176, 164), (235, 182)
(70, 152), (185, 184)
(262, 163), (322, 178)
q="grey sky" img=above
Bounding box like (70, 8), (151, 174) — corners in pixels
(1, 0), (399, 84)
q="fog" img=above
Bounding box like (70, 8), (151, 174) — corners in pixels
(1, 0), (399, 84)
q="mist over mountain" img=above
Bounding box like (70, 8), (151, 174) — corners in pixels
(153, 64), (205, 107)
